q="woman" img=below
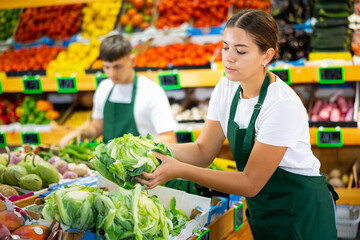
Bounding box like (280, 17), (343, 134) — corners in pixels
(137, 10), (338, 239)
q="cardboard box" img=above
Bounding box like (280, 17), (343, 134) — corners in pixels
(228, 194), (244, 208)
(206, 196), (228, 226)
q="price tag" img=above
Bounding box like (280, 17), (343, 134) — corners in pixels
(57, 77), (78, 93)
(316, 128), (343, 147)
(0, 81), (2, 94)
(318, 67), (345, 84)
(197, 228), (210, 240)
(21, 132), (41, 145)
(95, 73), (108, 88)
(270, 68), (291, 85)
(0, 133), (6, 147)
(234, 202), (244, 231)
(22, 75), (43, 94)
(158, 72), (181, 90)
(175, 131), (194, 143)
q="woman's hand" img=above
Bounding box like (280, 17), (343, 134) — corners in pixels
(136, 151), (184, 189)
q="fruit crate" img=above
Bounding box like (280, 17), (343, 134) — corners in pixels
(336, 205), (360, 239)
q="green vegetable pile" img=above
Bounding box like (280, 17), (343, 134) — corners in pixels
(42, 184), (189, 240)
(91, 134), (174, 188)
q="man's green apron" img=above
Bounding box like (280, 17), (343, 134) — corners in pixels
(103, 74), (140, 143)
(227, 73), (338, 240)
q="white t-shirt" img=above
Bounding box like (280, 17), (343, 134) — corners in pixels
(92, 75), (176, 137)
(207, 76), (320, 176)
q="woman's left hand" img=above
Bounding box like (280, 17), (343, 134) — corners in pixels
(135, 151), (184, 189)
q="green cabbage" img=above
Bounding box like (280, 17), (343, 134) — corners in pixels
(91, 133), (174, 188)
(94, 183), (188, 240)
(41, 185), (104, 231)
(42, 183), (189, 239)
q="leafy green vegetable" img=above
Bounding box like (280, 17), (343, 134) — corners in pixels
(42, 185), (104, 231)
(91, 133), (174, 188)
(42, 183), (189, 239)
(94, 183), (187, 240)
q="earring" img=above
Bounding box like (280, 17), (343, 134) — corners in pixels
(263, 63), (266, 68)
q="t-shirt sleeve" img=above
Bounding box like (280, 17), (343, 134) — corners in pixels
(207, 81), (222, 121)
(91, 87), (104, 119)
(256, 101), (303, 148)
(149, 86), (177, 134)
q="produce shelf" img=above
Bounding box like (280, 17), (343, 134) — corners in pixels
(191, 127), (360, 146)
(0, 0), (109, 9)
(1, 65), (360, 93)
(3, 127), (360, 147)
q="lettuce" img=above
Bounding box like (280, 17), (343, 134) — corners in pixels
(42, 185), (104, 231)
(91, 133), (174, 188)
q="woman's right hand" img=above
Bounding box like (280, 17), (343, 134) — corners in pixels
(135, 151), (185, 189)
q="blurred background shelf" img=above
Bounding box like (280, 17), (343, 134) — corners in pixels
(1, 65), (360, 93)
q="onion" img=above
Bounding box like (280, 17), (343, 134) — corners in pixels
(48, 156), (61, 165)
(68, 163), (76, 171)
(9, 152), (26, 165)
(54, 160), (69, 174)
(63, 171), (78, 179)
(74, 164), (89, 177)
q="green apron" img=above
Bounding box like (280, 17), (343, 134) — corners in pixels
(103, 74), (140, 143)
(227, 73), (338, 240)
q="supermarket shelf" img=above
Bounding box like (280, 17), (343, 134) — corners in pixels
(309, 127), (360, 146)
(4, 127), (360, 146)
(191, 127), (360, 146)
(1, 65), (360, 93)
(4, 128), (74, 146)
(0, 0), (111, 9)
(335, 188), (360, 205)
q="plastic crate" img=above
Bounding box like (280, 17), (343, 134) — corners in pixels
(336, 205), (360, 238)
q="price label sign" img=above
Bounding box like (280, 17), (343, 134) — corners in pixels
(57, 77), (78, 93)
(0, 133), (6, 147)
(95, 72), (107, 88)
(21, 132), (41, 145)
(316, 128), (343, 147)
(270, 68), (291, 85)
(0, 81), (2, 94)
(22, 75), (43, 94)
(175, 131), (194, 143)
(318, 66), (345, 84)
(158, 72), (181, 90)
(197, 228), (210, 240)
(234, 202), (244, 231)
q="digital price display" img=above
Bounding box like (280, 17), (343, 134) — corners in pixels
(197, 228), (210, 240)
(57, 77), (78, 93)
(158, 73), (181, 90)
(21, 132), (41, 145)
(22, 76), (43, 94)
(317, 128), (343, 147)
(319, 67), (345, 84)
(0, 133), (6, 147)
(234, 202), (244, 231)
(95, 73), (108, 87)
(270, 68), (291, 85)
(175, 131), (194, 143)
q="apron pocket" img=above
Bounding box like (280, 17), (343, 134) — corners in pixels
(246, 209), (303, 240)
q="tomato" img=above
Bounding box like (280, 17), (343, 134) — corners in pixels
(127, 8), (138, 17)
(133, 0), (145, 9)
(132, 13), (143, 26)
(120, 15), (130, 26)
